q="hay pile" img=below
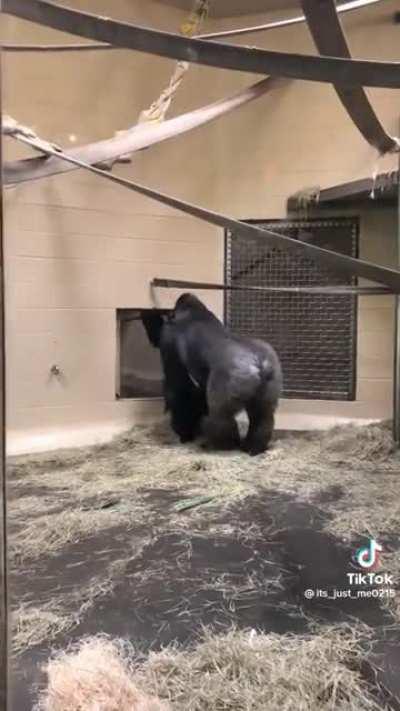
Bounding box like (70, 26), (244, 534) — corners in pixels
(315, 422), (400, 539)
(35, 636), (170, 711)
(9, 420), (400, 562)
(13, 572), (119, 654)
(321, 421), (397, 463)
(36, 627), (386, 711)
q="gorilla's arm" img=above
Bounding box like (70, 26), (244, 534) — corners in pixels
(141, 315), (208, 442)
(140, 310), (165, 348)
(162, 325), (208, 441)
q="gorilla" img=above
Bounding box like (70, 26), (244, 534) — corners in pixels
(141, 293), (282, 455)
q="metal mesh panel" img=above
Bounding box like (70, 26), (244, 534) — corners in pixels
(225, 218), (358, 400)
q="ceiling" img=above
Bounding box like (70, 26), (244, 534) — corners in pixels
(159, 0), (298, 18)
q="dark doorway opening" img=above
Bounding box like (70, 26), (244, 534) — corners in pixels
(116, 309), (170, 399)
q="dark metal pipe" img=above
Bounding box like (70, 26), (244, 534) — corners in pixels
(0, 12), (9, 708)
(393, 124), (400, 444)
(152, 277), (394, 295)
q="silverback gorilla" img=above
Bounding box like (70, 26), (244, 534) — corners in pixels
(141, 293), (282, 455)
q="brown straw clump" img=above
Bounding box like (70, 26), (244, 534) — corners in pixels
(35, 636), (171, 711)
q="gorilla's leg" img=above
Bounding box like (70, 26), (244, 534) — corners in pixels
(242, 398), (275, 456)
(169, 388), (207, 443)
(170, 400), (200, 442)
(202, 411), (240, 450)
(203, 370), (241, 450)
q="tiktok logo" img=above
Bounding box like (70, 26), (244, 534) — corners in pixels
(354, 539), (383, 571)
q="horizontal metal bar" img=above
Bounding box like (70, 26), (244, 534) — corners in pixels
(152, 278), (394, 295)
(301, 0), (398, 153)
(4, 76), (281, 185)
(11, 134), (400, 292)
(1, 41), (112, 51)
(4, 0), (400, 88)
(1, 0), (383, 49)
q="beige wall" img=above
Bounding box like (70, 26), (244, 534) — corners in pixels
(2, 0), (224, 453)
(2, 0), (399, 452)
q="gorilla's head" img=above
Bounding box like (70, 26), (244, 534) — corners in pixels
(175, 293), (201, 308)
(174, 293), (209, 317)
(174, 293), (223, 327)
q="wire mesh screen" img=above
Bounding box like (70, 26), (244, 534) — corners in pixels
(225, 218), (358, 400)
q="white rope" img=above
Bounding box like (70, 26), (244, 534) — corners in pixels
(138, 0), (210, 125)
(2, 114), (61, 154)
(98, 0), (211, 170)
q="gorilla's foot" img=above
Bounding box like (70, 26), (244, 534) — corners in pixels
(179, 433), (196, 443)
(242, 439), (270, 456)
(203, 414), (241, 451)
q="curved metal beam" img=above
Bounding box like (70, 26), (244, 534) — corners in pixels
(4, 76), (282, 185)
(301, 0), (398, 153)
(1, 0), (383, 49)
(10, 134), (400, 292)
(3, 0), (400, 88)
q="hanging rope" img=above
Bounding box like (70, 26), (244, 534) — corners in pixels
(138, 0), (210, 125)
(3, 114), (61, 154)
(97, 0), (210, 170)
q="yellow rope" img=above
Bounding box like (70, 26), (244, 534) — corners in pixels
(137, 0), (210, 125)
(97, 1), (211, 169)
(180, 0), (210, 37)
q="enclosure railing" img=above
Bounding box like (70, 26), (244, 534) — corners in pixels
(394, 122), (400, 444)
(0, 5), (9, 705)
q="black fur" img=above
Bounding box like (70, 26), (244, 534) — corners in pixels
(141, 294), (282, 455)
(141, 310), (208, 443)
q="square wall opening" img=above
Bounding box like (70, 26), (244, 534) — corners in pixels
(116, 309), (170, 399)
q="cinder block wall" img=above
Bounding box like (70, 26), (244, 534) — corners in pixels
(2, 0), (224, 453)
(2, 0), (399, 452)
